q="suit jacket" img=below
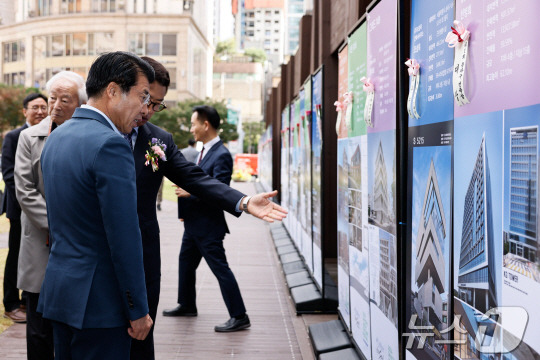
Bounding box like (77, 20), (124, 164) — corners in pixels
(181, 146), (199, 164)
(1, 123), (28, 219)
(15, 117), (51, 293)
(133, 123), (244, 284)
(38, 107), (148, 329)
(177, 140), (233, 237)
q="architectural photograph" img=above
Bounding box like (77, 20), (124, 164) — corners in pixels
(409, 146), (451, 360)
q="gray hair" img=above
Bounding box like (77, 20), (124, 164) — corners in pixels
(46, 71), (87, 105)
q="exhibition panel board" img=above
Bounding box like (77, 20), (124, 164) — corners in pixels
(406, 1), (454, 360)
(281, 106), (290, 231)
(312, 67), (324, 289)
(301, 76), (314, 275)
(337, 43), (351, 331)
(258, 125), (273, 193)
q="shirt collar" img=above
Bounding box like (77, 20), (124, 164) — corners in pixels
(81, 104), (122, 136)
(202, 136), (220, 152)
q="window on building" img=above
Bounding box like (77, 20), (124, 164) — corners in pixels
(265, 30), (271, 37)
(60, 0), (82, 14)
(2, 40), (25, 63)
(166, 67), (177, 89)
(3, 72), (25, 86)
(265, 10), (271, 16)
(92, 0), (116, 12)
(128, 33), (177, 56)
(73, 33), (87, 56)
(38, 0), (53, 16)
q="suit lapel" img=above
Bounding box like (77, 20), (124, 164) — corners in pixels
(134, 124), (151, 177)
(199, 140), (222, 168)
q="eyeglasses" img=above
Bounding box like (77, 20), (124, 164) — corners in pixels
(148, 99), (167, 112)
(29, 106), (48, 112)
(142, 93), (151, 106)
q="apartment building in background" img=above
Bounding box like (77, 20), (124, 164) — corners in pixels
(0, 0), (214, 103)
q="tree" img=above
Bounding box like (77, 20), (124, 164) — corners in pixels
(215, 38), (237, 59)
(244, 48), (267, 63)
(242, 121), (265, 153)
(0, 84), (40, 146)
(151, 98), (238, 149)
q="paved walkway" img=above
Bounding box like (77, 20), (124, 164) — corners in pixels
(0, 181), (334, 359)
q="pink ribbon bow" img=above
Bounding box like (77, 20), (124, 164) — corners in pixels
(445, 20), (470, 48)
(334, 100), (344, 112)
(405, 59), (420, 76)
(360, 77), (374, 93)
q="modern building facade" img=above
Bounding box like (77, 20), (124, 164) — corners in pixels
(458, 135), (497, 314)
(0, 0), (214, 103)
(379, 229), (397, 326)
(414, 160), (446, 334)
(233, 0), (285, 69)
(371, 140), (392, 227)
(285, 0), (311, 55)
(213, 0), (234, 45)
(507, 126), (539, 263)
(212, 60), (264, 123)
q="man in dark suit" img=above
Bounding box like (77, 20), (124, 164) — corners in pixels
(39, 52), (154, 359)
(162, 105), (250, 333)
(131, 57), (287, 359)
(2, 92), (48, 323)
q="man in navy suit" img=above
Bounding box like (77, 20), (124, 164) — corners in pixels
(131, 57), (287, 359)
(39, 52), (154, 359)
(2, 93), (48, 323)
(162, 105), (250, 333)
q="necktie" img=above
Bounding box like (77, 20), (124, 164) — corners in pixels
(197, 147), (205, 165)
(123, 130), (134, 152)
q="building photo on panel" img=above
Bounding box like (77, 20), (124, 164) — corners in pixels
(501, 103), (540, 358)
(453, 112), (503, 360)
(409, 146), (451, 359)
(368, 130), (396, 236)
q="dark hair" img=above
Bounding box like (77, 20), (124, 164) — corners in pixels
(23, 93), (48, 108)
(188, 138), (196, 146)
(141, 56), (170, 89)
(86, 51), (155, 98)
(193, 105), (220, 130)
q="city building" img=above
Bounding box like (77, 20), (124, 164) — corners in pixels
(213, 0), (234, 45)
(348, 143), (362, 250)
(232, 0), (285, 69)
(285, 0), (312, 55)
(213, 60), (264, 123)
(458, 135), (497, 314)
(379, 229), (397, 326)
(507, 126), (539, 263)
(414, 159), (446, 334)
(0, 0), (214, 103)
(370, 140), (393, 227)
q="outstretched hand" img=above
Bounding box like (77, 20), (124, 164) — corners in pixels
(246, 190), (287, 222)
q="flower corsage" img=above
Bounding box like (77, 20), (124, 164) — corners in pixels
(145, 138), (167, 172)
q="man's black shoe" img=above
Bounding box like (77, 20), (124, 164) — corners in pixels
(214, 314), (251, 332)
(162, 305), (197, 317)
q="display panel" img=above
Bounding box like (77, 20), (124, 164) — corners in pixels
(281, 106), (290, 230)
(337, 44), (351, 329)
(258, 125), (272, 193)
(366, 0), (398, 358)
(290, 97), (301, 249)
(347, 21), (371, 358)
(301, 77), (313, 274)
(311, 68), (324, 289)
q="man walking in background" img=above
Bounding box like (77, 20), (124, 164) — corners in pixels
(181, 138), (199, 163)
(15, 71), (86, 360)
(163, 105), (250, 333)
(2, 92), (48, 324)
